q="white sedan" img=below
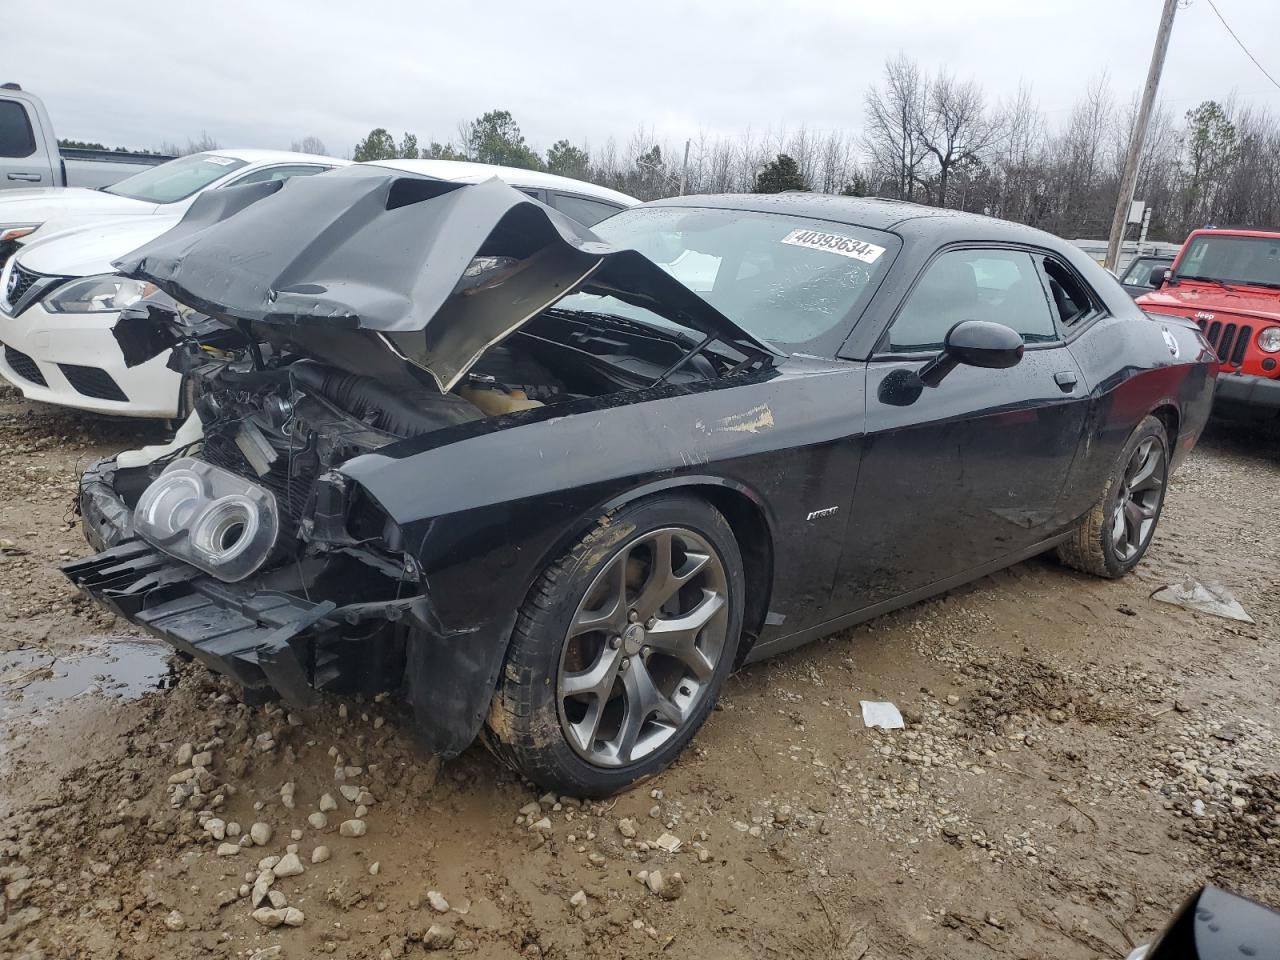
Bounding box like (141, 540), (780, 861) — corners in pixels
(0, 160), (638, 418)
(0, 148), (349, 266)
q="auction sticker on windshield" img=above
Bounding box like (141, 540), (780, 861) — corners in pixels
(781, 229), (885, 263)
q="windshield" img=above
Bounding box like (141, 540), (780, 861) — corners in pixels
(558, 206), (898, 352)
(104, 153), (248, 203)
(1175, 235), (1280, 289)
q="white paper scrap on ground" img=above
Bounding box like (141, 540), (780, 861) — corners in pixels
(860, 700), (905, 730)
(1151, 578), (1253, 623)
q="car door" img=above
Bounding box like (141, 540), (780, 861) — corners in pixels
(831, 245), (1091, 612)
(0, 96), (54, 188)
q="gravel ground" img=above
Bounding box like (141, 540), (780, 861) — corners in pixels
(0, 386), (1276, 960)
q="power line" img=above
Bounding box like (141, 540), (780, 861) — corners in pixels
(1203, 0), (1280, 93)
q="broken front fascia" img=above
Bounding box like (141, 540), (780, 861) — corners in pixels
(67, 449), (453, 714)
(110, 172), (778, 390)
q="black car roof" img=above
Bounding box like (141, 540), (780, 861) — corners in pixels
(650, 192), (1071, 251)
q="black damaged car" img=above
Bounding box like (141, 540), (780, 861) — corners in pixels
(63, 171), (1217, 795)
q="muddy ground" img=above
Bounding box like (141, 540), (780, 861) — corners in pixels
(0, 386), (1276, 960)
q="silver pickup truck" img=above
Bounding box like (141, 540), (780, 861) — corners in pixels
(0, 83), (172, 190)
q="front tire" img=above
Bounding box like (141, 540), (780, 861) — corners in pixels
(487, 494), (745, 796)
(1057, 415), (1169, 578)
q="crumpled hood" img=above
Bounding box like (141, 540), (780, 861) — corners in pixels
(112, 173), (777, 391)
(1139, 282), (1280, 325)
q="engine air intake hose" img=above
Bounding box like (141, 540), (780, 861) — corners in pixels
(287, 361), (481, 437)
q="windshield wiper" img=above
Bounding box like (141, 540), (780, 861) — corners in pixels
(1177, 275), (1242, 292)
(548, 307), (702, 348)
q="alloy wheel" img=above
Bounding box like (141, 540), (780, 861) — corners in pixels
(1110, 437), (1165, 562)
(556, 527), (730, 768)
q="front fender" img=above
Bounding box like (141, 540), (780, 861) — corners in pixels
(338, 363), (864, 754)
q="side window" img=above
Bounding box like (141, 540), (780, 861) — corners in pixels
(0, 101), (37, 159)
(230, 164), (328, 186)
(1038, 256), (1097, 327)
(552, 193), (623, 227)
(885, 248), (1056, 353)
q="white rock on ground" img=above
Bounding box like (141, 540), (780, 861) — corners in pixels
(312, 845), (331, 864)
(250, 822), (272, 846)
(646, 870), (685, 900)
(426, 890), (449, 913)
(251, 906), (305, 928)
(319, 793), (338, 812)
(308, 812), (328, 830)
(216, 843), (240, 857)
(163, 910), (186, 931)
(273, 852), (305, 878)
(339, 819), (367, 838)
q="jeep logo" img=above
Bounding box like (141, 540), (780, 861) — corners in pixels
(1194, 311), (1215, 321)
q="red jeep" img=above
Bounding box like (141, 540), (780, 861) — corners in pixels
(1137, 228), (1280, 420)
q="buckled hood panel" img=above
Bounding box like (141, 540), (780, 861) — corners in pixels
(113, 174), (775, 391)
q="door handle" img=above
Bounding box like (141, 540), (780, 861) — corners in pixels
(1054, 371), (1078, 391)
(7, 173), (41, 182)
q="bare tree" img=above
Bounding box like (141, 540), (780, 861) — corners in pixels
(915, 71), (996, 207)
(183, 131), (220, 156)
(291, 135), (328, 155)
(863, 54), (929, 200)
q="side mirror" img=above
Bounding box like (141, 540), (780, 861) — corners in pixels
(1144, 886), (1280, 960)
(918, 320), (1024, 387)
(1149, 266), (1169, 288)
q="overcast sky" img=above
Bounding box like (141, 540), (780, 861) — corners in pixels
(5, 0), (1280, 158)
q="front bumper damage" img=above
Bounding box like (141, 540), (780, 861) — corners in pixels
(67, 456), (408, 709)
(64, 538), (336, 705)
(64, 456), (516, 756)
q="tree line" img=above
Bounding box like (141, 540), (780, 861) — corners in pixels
(69, 52), (1280, 242)
(346, 57), (1280, 242)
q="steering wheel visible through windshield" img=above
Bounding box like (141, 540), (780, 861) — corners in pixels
(556, 205), (899, 354)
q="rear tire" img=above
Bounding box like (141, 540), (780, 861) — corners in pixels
(1057, 415), (1169, 578)
(486, 494), (744, 797)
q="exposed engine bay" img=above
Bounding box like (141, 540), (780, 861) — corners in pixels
(107, 299), (754, 575)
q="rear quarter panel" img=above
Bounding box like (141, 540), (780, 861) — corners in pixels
(1060, 311), (1215, 523)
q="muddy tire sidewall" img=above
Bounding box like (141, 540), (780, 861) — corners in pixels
(487, 494), (745, 797)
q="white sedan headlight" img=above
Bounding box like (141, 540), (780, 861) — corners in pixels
(42, 274), (153, 314)
(1258, 326), (1280, 353)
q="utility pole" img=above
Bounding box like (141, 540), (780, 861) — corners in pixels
(1105, 0), (1178, 272)
(679, 139), (690, 196)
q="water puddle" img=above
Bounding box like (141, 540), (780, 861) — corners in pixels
(0, 638), (177, 723)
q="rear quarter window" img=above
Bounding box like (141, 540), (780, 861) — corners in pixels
(553, 193), (624, 226)
(0, 101), (37, 159)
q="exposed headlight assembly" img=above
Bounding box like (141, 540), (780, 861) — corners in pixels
(42, 274), (154, 313)
(1258, 326), (1280, 353)
(134, 457), (278, 582)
